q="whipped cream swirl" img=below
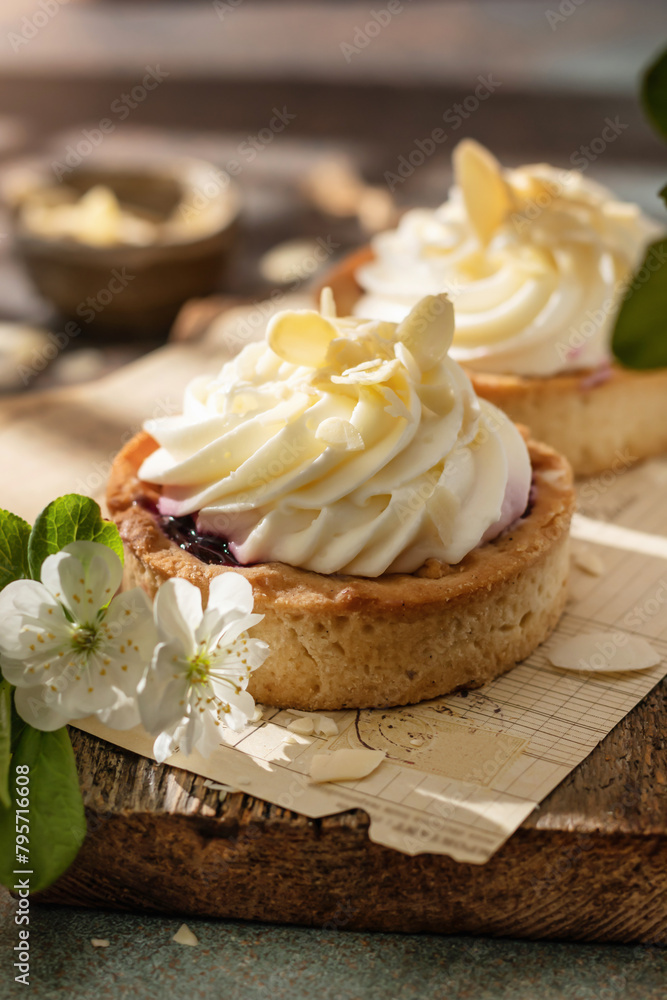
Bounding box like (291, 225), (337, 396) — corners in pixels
(140, 292), (531, 577)
(355, 140), (659, 376)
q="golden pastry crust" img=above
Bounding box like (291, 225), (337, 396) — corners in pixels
(107, 431), (574, 711)
(322, 248), (667, 477)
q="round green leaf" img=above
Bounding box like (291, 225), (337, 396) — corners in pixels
(0, 726), (86, 893)
(28, 494), (123, 581)
(642, 46), (667, 142)
(611, 238), (667, 369)
(0, 509), (31, 592)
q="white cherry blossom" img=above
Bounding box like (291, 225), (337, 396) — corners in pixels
(0, 540), (156, 730)
(139, 573), (268, 763)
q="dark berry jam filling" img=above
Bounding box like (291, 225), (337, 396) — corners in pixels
(521, 480), (537, 520)
(157, 511), (239, 566)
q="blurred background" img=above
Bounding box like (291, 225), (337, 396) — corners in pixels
(0, 0), (664, 392)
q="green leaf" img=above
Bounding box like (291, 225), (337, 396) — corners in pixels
(611, 238), (667, 369)
(642, 47), (667, 142)
(0, 509), (31, 592)
(0, 681), (11, 809)
(28, 494), (123, 580)
(0, 726), (86, 893)
(9, 694), (26, 755)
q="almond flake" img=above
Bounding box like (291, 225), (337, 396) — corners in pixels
(172, 923), (198, 947)
(571, 544), (605, 577)
(310, 749), (385, 783)
(91, 939), (110, 948)
(287, 717), (315, 735)
(548, 632), (661, 673)
(314, 714), (339, 737)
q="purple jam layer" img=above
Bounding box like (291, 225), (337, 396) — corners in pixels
(157, 513), (240, 566)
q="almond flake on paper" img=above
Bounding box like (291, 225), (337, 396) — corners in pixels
(571, 544), (605, 577)
(548, 632), (661, 673)
(310, 749), (385, 783)
(287, 717), (315, 736)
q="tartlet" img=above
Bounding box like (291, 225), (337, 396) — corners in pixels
(324, 142), (667, 477)
(107, 294), (574, 711)
(108, 431), (572, 710)
(324, 245), (667, 477)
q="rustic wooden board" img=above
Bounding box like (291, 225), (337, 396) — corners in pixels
(37, 676), (667, 945)
(5, 297), (666, 943)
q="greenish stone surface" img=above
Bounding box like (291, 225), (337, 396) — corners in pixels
(1, 890), (665, 1000)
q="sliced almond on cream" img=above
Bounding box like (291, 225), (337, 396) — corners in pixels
(267, 310), (337, 367)
(396, 294), (454, 369)
(319, 286), (337, 317)
(453, 139), (513, 245)
(315, 417), (365, 451)
(172, 923), (198, 947)
(310, 749), (385, 783)
(547, 632), (661, 673)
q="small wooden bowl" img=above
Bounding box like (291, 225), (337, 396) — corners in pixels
(6, 159), (241, 335)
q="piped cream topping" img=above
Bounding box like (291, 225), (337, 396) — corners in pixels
(354, 140), (660, 376)
(140, 291), (531, 577)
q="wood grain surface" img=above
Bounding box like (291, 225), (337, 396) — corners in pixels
(37, 675), (667, 945)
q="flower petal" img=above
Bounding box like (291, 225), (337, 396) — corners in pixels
(154, 578), (202, 653)
(100, 588), (157, 692)
(154, 727), (179, 764)
(138, 641), (190, 735)
(208, 572), (254, 616)
(98, 690), (141, 730)
(57, 667), (118, 717)
(0, 644), (66, 687)
(62, 540), (123, 608)
(192, 707), (225, 758)
(225, 688), (257, 731)
(40, 550), (91, 622)
(14, 685), (70, 731)
(0, 578), (62, 622)
(202, 612), (264, 654)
